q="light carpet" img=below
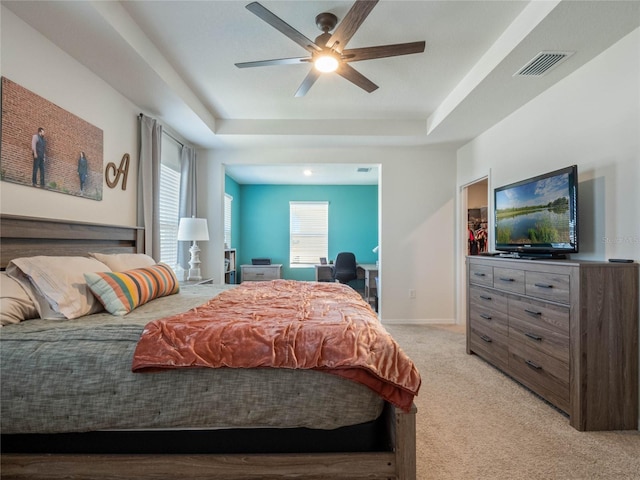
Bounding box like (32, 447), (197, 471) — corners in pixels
(384, 324), (640, 480)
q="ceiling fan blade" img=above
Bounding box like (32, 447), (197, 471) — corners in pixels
(326, 0), (379, 53)
(246, 2), (322, 54)
(342, 41), (426, 62)
(235, 57), (311, 68)
(294, 68), (321, 97)
(336, 63), (378, 93)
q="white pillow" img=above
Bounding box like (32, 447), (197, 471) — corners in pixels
(6, 256), (111, 320)
(88, 252), (156, 272)
(1, 272), (39, 325)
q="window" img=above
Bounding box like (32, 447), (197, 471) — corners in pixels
(224, 193), (232, 249)
(290, 201), (328, 267)
(158, 134), (181, 267)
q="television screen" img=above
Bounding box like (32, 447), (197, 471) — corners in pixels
(494, 165), (578, 257)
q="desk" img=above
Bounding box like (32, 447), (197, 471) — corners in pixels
(359, 264), (378, 307)
(314, 264), (378, 307)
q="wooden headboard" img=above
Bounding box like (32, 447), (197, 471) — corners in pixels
(0, 214), (144, 269)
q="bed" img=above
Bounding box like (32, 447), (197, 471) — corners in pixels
(0, 214), (419, 480)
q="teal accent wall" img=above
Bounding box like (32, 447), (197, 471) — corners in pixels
(229, 184), (378, 282)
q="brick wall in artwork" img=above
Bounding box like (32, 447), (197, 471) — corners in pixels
(1, 77), (104, 200)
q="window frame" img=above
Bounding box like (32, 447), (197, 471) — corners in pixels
(289, 201), (329, 268)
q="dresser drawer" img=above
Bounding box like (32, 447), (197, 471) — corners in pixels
(469, 300), (508, 337)
(525, 271), (570, 304)
(469, 264), (493, 287)
(241, 265), (282, 281)
(509, 296), (569, 335)
(468, 285), (508, 315)
(509, 341), (569, 413)
(493, 267), (525, 294)
(469, 324), (509, 371)
(509, 317), (569, 364)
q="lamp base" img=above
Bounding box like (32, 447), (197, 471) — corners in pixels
(187, 269), (202, 282)
(187, 242), (203, 281)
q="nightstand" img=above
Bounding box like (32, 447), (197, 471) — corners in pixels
(240, 264), (282, 281)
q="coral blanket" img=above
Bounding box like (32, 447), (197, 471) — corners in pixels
(132, 280), (420, 411)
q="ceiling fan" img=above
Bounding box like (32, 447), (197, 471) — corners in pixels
(235, 0), (426, 97)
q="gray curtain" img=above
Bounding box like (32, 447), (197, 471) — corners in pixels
(138, 114), (162, 260)
(177, 145), (198, 269)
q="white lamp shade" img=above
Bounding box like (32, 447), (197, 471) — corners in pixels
(177, 217), (209, 242)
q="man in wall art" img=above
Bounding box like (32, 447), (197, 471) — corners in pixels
(31, 127), (46, 187)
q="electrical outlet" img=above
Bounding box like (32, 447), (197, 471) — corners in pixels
(409, 289), (416, 299)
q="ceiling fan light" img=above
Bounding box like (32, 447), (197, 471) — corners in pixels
(314, 55), (339, 73)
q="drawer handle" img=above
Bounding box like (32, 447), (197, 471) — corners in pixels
(524, 309), (542, 316)
(480, 335), (492, 343)
(480, 313), (492, 320)
(479, 295), (492, 301)
(499, 277), (515, 282)
(525, 360), (542, 370)
(534, 283), (554, 289)
(525, 332), (542, 341)
(474, 272), (486, 277)
(256, 273), (264, 276)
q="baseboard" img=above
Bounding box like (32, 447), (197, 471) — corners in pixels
(381, 318), (457, 326)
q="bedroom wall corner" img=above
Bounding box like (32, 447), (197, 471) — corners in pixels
(0, 6), (139, 227)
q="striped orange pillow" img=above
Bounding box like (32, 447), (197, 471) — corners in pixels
(85, 263), (179, 315)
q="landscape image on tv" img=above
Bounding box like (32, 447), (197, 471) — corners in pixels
(495, 173), (571, 246)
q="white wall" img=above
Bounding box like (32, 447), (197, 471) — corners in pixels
(0, 7), (139, 227)
(198, 146), (458, 323)
(457, 27), (640, 262)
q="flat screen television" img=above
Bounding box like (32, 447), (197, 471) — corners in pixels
(494, 165), (578, 258)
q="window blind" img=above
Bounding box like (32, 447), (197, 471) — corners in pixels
(158, 134), (181, 268)
(290, 201), (328, 267)
(224, 193), (232, 248)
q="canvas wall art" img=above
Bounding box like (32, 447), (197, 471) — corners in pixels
(1, 77), (103, 200)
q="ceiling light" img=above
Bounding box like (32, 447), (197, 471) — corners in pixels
(314, 54), (339, 73)
(303, 169), (313, 176)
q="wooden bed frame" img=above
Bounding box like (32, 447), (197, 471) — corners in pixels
(0, 214), (417, 480)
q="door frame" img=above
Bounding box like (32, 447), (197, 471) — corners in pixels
(456, 174), (490, 325)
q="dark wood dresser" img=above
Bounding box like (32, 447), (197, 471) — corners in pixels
(466, 256), (638, 431)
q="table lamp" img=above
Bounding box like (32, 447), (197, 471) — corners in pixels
(177, 216), (209, 281)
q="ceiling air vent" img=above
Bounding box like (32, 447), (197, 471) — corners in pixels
(357, 167), (372, 173)
(514, 51), (574, 77)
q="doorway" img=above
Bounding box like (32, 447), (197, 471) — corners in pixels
(457, 176), (489, 325)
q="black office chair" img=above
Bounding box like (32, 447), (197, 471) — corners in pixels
(332, 252), (358, 284)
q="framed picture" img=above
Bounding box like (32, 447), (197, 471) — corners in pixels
(1, 77), (104, 200)
(319, 257), (327, 265)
